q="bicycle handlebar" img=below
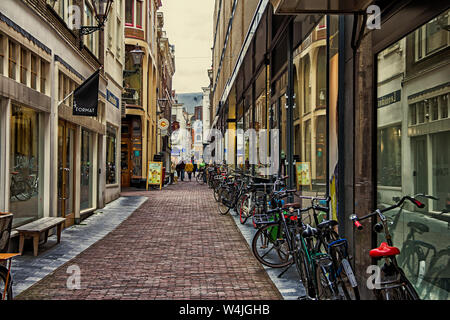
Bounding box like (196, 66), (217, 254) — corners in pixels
(350, 195), (425, 230)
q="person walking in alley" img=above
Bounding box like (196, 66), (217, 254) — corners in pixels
(199, 160), (206, 183)
(185, 161), (194, 181)
(179, 161), (186, 181)
(193, 161), (198, 178)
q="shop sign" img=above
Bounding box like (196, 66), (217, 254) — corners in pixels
(73, 69), (100, 117)
(158, 118), (170, 130)
(377, 90), (401, 108)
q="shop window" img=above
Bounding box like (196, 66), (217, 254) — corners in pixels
(10, 105), (41, 227)
(316, 116), (326, 181)
(106, 124), (117, 185)
(80, 129), (93, 211)
(303, 56), (311, 114)
(293, 67), (300, 120)
(304, 120), (311, 164)
(316, 46), (327, 107)
(377, 125), (402, 187)
(377, 12), (450, 300)
(8, 41), (17, 80)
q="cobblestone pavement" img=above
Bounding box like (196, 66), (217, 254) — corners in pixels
(11, 196), (148, 296)
(16, 182), (282, 300)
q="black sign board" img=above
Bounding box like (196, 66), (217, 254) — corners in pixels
(73, 69), (100, 116)
(378, 90), (401, 108)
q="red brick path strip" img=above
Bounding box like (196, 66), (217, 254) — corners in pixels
(16, 182), (282, 300)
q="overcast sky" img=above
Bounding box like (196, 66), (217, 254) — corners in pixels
(159, 1), (214, 94)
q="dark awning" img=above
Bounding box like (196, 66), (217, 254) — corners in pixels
(270, 0), (373, 14)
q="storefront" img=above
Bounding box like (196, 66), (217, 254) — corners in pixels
(212, 0), (449, 300)
(0, 25), (52, 228)
(372, 4), (449, 300)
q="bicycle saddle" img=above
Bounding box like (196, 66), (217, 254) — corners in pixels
(317, 219), (338, 230)
(407, 221), (429, 233)
(282, 202), (301, 209)
(369, 242), (400, 258)
(302, 225), (318, 238)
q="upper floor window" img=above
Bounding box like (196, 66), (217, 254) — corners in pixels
(0, 34), (4, 75)
(84, 2), (99, 56)
(125, 0), (143, 29)
(20, 48), (28, 85)
(8, 41), (17, 80)
(415, 10), (449, 60)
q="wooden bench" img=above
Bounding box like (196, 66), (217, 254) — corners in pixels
(16, 217), (66, 256)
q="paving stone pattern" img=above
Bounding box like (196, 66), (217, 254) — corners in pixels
(15, 182), (282, 300)
(11, 196), (148, 296)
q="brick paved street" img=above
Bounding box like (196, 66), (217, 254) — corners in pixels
(16, 182), (282, 300)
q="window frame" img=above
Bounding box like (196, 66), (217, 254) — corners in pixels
(125, 0), (135, 27)
(30, 54), (38, 90)
(0, 33), (4, 75)
(8, 40), (17, 80)
(136, 0), (143, 29)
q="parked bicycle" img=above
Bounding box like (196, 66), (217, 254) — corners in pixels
(350, 195), (427, 300)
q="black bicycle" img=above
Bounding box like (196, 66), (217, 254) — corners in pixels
(351, 195), (426, 300)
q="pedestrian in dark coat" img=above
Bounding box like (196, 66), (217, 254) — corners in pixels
(180, 161), (186, 181)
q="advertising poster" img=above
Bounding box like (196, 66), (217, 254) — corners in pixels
(296, 162), (312, 191)
(147, 161), (163, 190)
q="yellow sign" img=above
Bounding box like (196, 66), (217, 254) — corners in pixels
(296, 162), (312, 191)
(146, 161), (163, 190)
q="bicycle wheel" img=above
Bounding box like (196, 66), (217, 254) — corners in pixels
(292, 236), (316, 299)
(218, 188), (231, 215)
(0, 266), (13, 300)
(314, 256), (340, 300)
(240, 194), (256, 225)
(251, 223), (293, 268)
(213, 185), (222, 202)
(196, 173), (205, 185)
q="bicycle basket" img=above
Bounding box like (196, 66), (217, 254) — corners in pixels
(0, 213), (13, 253)
(253, 213), (278, 225)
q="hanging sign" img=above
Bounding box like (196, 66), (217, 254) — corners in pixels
(73, 69), (100, 116)
(158, 118), (170, 130)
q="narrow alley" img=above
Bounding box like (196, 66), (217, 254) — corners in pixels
(15, 183), (282, 300)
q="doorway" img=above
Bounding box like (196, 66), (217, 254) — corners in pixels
(58, 120), (76, 228)
(413, 136), (428, 196)
(121, 121), (131, 188)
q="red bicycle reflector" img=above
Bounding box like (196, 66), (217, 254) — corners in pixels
(354, 220), (363, 230)
(414, 200), (425, 208)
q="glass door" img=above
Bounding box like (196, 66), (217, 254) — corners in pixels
(413, 136), (428, 197)
(58, 120), (75, 227)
